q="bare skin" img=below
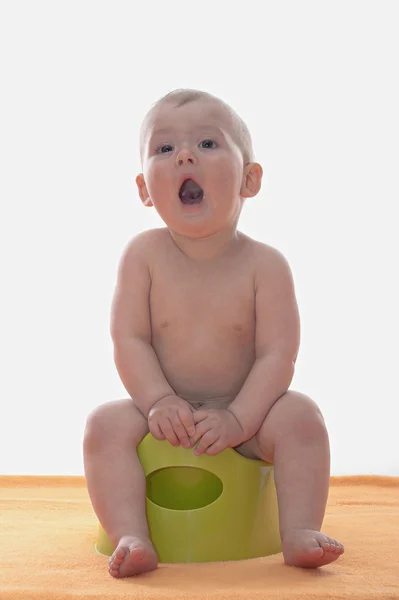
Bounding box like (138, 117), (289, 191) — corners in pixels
(83, 228), (344, 578)
(107, 536), (158, 578)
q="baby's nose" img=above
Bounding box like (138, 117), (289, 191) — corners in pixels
(176, 147), (196, 166)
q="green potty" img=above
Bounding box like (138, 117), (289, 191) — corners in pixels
(95, 433), (281, 563)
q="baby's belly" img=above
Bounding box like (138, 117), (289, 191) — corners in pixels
(152, 323), (256, 405)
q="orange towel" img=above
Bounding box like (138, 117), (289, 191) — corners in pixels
(0, 475), (398, 599)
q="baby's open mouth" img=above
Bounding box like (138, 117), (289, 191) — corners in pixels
(179, 179), (204, 204)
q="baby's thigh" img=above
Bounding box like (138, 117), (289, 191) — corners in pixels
(234, 438), (264, 461)
(234, 390), (324, 462)
(84, 398), (149, 448)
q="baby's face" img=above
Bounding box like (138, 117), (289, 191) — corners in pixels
(137, 99), (249, 237)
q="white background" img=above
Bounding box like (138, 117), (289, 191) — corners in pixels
(1, 1), (398, 476)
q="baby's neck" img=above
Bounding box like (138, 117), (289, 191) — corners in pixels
(167, 228), (243, 263)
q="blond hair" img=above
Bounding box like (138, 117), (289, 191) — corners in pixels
(140, 88), (254, 165)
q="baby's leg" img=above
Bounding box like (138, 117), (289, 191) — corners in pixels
(236, 390), (344, 568)
(83, 398), (158, 578)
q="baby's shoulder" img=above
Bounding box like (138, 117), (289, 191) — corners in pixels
(122, 227), (167, 257)
(242, 233), (289, 269)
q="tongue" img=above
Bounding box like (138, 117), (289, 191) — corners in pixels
(179, 179), (204, 204)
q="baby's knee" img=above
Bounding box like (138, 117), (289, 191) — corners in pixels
(84, 398), (147, 450)
(284, 391), (326, 435)
(270, 391), (326, 436)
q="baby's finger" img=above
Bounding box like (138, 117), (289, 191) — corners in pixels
(159, 418), (180, 447)
(204, 439), (226, 456)
(189, 419), (210, 447)
(149, 421), (166, 441)
(170, 414), (191, 448)
(178, 408), (196, 438)
(193, 430), (219, 456)
(193, 410), (209, 424)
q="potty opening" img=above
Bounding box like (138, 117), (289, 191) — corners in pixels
(146, 466), (223, 510)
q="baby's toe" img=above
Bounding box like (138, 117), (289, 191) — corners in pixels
(333, 540), (345, 554)
(108, 565), (120, 577)
(109, 547), (128, 569)
(322, 536), (343, 554)
(319, 536), (331, 551)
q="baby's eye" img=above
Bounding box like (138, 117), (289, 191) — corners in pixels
(199, 139), (217, 149)
(157, 144), (174, 153)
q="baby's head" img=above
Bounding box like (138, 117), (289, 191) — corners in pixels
(140, 89), (255, 166)
(136, 89), (262, 237)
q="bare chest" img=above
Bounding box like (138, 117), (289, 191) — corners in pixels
(146, 233), (257, 400)
(149, 258), (255, 345)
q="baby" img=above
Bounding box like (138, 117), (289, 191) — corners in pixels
(83, 89), (344, 578)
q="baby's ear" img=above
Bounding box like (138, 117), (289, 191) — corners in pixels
(241, 162), (263, 198)
(136, 173), (153, 207)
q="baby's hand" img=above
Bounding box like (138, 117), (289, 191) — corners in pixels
(189, 409), (245, 456)
(148, 395), (196, 449)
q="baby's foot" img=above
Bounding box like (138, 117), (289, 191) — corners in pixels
(282, 528), (344, 568)
(108, 536), (158, 578)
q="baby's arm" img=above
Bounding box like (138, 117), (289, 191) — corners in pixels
(110, 232), (196, 447)
(228, 246), (300, 440)
(110, 232), (176, 417)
